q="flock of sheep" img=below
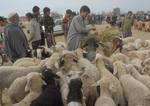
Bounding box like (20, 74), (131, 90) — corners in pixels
(0, 36), (150, 106)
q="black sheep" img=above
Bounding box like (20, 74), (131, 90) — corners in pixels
(30, 69), (63, 106)
(67, 78), (83, 106)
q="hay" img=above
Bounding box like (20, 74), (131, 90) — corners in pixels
(101, 26), (121, 42)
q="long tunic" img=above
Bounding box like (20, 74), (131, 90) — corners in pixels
(122, 16), (134, 37)
(67, 15), (91, 51)
(4, 23), (29, 62)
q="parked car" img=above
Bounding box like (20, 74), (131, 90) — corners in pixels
(53, 19), (64, 35)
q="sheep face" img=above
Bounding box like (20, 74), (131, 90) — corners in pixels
(42, 69), (60, 84)
(113, 61), (127, 78)
(59, 53), (78, 72)
(25, 72), (46, 92)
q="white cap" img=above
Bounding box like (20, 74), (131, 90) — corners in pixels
(8, 12), (18, 19)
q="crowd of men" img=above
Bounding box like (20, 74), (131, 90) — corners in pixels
(0, 5), (134, 63)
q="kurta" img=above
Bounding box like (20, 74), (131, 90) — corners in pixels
(4, 23), (29, 62)
(122, 16), (134, 37)
(67, 15), (91, 51)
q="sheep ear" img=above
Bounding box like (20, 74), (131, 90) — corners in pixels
(113, 69), (118, 75)
(59, 56), (65, 68)
(25, 78), (32, 92)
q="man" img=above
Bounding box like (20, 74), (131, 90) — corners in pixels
(67, 5), (95, 51)
(4, 13), (29, 62)
(62, 9), (72, 42)
(30, 6), (42, 49)
(121, 11), (134, 38)
(41, 7), (55, 47)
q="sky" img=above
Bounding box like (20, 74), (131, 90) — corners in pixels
(0, 0), (150, 17)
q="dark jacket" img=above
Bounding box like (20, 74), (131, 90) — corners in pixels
(4, 23), (29, 62)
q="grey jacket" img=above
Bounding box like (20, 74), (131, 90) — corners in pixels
(4, 23), (29, 62)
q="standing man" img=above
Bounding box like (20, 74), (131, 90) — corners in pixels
(121, 11), (134, 38)
(4, 13), (29, 62)
(62, 9), (72, 42)
(67, 5), (95, 51)
(41, 7), (55, 47)
(30, 6), (42, 49)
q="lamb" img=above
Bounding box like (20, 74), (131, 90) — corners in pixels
(30, 69), (63, 106)
(13, 72), (46, 106)
(94, 54), (125, 106)
(94, 78), (116, 106)
(13, 58), (41, 67)
(113, 61), (150, 106)
(127, 64), (150, 90)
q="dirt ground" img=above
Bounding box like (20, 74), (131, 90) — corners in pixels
(55, 24), (150, 43)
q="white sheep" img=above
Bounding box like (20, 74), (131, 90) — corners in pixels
(46, 53), (61, 72)
(95, 54), (125, 106)
(94, 78), (116, 106)
(134, 39), (145, 50)
(110, 53), (130, 64)
(144, 40), (150, 48)
(0, 59), (47, 90)
(127, 64), (150, 90)
(113, 61), (150, 106)
(12, 72), (46, 106)
(7, 72), (43, 104)
(13, 58), (41, 67)
(122, 37), (135, 45)
(127, 50), (150, 61)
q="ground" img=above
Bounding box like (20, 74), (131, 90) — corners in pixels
(55, 24), (150, 43)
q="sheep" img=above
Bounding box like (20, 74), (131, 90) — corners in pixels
(134, 39), (145, 50)
(94, 78), (116, 106)
(142, 58), (150, 67)
(46, 53), (61, 72)
(13, 58), (41, 67)
(13, 72), (46, 106)
(30, 69), (63, 106)
(122, 42), (136, 53)
(110, 53), (130, 64)
(94, 54), (125, 106)
(0, 59), (47, 89)
(122, 37), (135, 45)
(67, 71), (85, 106)
(77, 57), (100, 81)
(33, 46), (52, 59)
(127, 64), (150, 90)
(113, 61), (150, 106)
(144, 40), (150, 48)
(7, 72), (44, 104)
(127, 50), (150, 61)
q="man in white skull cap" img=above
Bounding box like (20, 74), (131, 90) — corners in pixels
(4, 12), (30, 62)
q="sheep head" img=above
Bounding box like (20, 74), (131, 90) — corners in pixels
(113, 61), (127, 78)
(59, 51), (78, 72)
(25, 72), (46, 92)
